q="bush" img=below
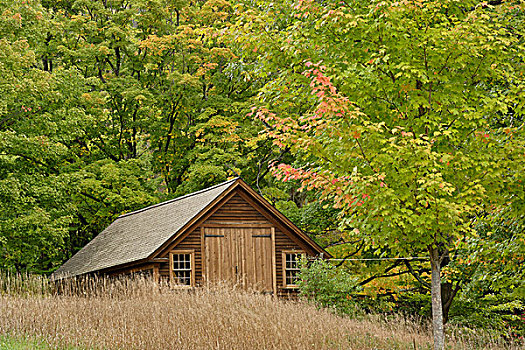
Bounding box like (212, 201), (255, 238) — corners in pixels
(296, 258), (362, 315)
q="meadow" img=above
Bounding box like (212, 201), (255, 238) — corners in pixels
(0, 274), (520, 350)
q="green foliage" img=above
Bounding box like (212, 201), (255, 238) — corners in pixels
(245, 0), (525, 254)
(237, 0), (525, 345)
(0, 0), (523, 342)
(444, 213), (525, 338)
(297, 258), (361, 315)
(0, 0), (280, 273)
(448, 296), (525, 339)
(0, 335), (53, 350)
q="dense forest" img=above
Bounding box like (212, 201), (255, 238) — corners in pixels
(1, 0), (524, 347)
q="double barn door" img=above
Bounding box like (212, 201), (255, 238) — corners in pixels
(204, 227), (275, 293)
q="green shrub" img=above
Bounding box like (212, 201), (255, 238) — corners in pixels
(296, 258), (362, 315)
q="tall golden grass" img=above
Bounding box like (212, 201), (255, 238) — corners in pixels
(0, 273), (521, 350)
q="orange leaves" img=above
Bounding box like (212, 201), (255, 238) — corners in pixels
(196, 62), (219, 77)
(210, 47), (236, 61)
(302, 61), (356, 125)
(205, 62), (218, 70)
(138, 35), (176, 55)
(475, 131), (490, 143)
(271, 161), (376, 214)
(12, 12), (22, 23)
(293, 0), (321, 18)
(315, 73), (331, 86)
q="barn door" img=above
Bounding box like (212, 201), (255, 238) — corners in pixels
(203, 227), (237, 285)
(204, 227), (274, 293)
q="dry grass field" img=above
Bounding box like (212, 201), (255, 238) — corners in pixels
(0, 274), (520, 350)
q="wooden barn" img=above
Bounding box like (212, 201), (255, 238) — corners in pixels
(51, 178), (331, 295)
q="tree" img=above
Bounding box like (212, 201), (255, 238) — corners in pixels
(239, 0), (525, 348)
(444, 211), (525, 338)
(0, 0), (79, 272)
(0, 0), (282, 272)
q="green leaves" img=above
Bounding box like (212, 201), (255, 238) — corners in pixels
(241, 0), (525, 340)
(245, 0), (525, 252)
(0, 0), (283, 273)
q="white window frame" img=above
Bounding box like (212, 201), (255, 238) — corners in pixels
(169, 250), (195, 287)
(282, 251), (304, 288)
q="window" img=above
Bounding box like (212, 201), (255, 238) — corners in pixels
(169, 250), (194, 286)
(282, 251), (304, 288)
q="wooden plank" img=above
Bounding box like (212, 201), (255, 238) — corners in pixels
(169, 253), (174, 285)
(233, 228), (238, 283)
(153, 264), (160, 283)
(241, 228), (247, 288)
(249, 228), (256, 290)
(151, 190), (238, 258)
(200, 227), (205, 284)
(201, 222), (272, 228)
(235, 189), (314, 254)
(281, 251), (286, 288)
(264, 234), (271, 291)
(190, 250), (196, 287)
(257, 235), (263, 288)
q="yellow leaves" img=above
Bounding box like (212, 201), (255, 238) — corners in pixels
(200, 0), (233, 24)
(196, 62), (219, 77)
(81, 93), (91, 102)
(133, 95), (146, 103)
(210, 47), (236, 61)
(70, 14), (86, 23)
(245, 133), (266, 149)
(98, 45), (111, 56)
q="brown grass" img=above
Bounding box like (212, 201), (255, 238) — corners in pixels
(0, 274), (521, 350)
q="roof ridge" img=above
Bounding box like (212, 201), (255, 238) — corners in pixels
(117, 177), (239, 219)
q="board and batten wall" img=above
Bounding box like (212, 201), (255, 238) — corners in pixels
(153, 190), (317, 296)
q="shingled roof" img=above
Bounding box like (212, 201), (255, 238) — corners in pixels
(51, 178), (238, 280)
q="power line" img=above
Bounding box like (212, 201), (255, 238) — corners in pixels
(326, 257), (428, 261)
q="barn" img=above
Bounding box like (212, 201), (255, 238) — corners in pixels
(51, 178), (331, 295)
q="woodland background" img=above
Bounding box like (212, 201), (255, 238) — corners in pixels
(0, 0), (524, 342)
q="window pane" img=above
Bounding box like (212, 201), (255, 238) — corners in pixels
(174, 271), (191, 285)
(173, 253), (192, 285)
(285, 253), (300, 285)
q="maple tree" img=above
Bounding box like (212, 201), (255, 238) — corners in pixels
(239, 0), (525, 347)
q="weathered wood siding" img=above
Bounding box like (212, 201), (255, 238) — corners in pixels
(207, 193), (268, 223)
(158, 227), (202, 283)
(155, 189), (314, 295)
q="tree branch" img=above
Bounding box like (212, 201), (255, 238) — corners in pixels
(404, 260), (431, 289)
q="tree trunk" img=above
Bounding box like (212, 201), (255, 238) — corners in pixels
(429, 246), (445, 350)
(441, 282), (452, 324)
